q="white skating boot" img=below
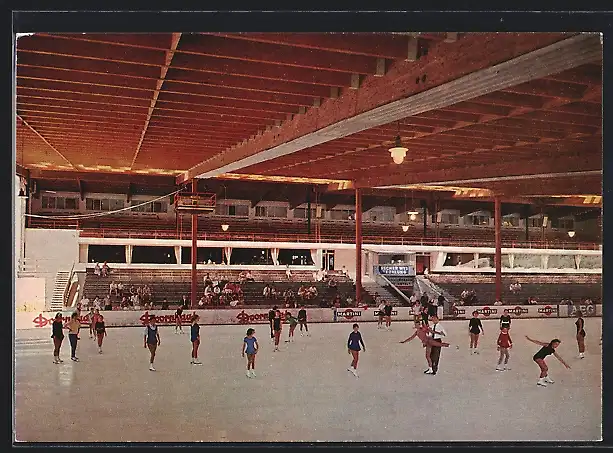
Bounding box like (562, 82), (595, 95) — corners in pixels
(193, 360), (202, 365)
(579, 352), (585, 359)
(246, 369), (252, 378)
(424, 367), (433, 374)
(250, 370), (256, 377)
(544, 376), (554, 384)
(496, 364), (504, 371)
(537, 377), (548, 387)
(149, 364), (156, 371)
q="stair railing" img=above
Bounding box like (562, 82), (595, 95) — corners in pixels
(62, 262), (76, 307)
(373, 273), (412, 305)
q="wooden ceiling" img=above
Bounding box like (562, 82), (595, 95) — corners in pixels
(15, 32), (602, 203)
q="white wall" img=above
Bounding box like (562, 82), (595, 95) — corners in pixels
(333, 248), (358, 279)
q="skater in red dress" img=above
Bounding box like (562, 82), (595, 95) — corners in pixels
(495, 327), (512, 371)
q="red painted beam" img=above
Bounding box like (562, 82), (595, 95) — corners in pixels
(17, 87), (153, 108)
(178, 34), (379, 74)
(179, 33), (574, 183)
(165, 68), (332, 98)
(171, 52), (353, 87)
(357, 152), (601, 188)
(17, 76), (154, 100)
(16, 52), (164, 79)
(161, 81), (314, 107)
(17, 35), (167, 66)
(205, 32), (414, 59)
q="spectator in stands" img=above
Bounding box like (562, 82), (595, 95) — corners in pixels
(131, 293), (139, 308)
(423, 268), (429, 277)
(94, 262), (101, 277)
(109, 282), (116, 297)
(494, 299), (503, 306)
(180, 295), (189, 309)
(101, 261), (110, 277)
(245, 270), (254, 282)
(286, 265), (292, 281)
(81, 296), (90, 310)
(333, 294), (342, 307)
(104, 296), (112, 311)
(584, 298), (594, 306)
(341, 266), (348, 276)
(117, 282), (123, 297)
(509, 282), (522, 294)
(346, 295), (353, 307)
(162, 298), (169, 310)
(328, 278), (337, 290)
(213, 283), (221, 300)
(219, 294), (227, 306)
(528, 297), (538, 305)
(308, 286), (318, 300)
(270, 285), (278, 300)
(297, 285), (306, 301)
(409, 293), (418, 306)
(93, 296), (101, 311)
(204, 273), (213, 287)
(238, 271), (248, 284)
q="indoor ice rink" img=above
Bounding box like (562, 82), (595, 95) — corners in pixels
(14, 317), (601, 443)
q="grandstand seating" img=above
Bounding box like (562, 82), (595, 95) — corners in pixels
(428, 274), (602, 305)
(82, 268), (354, 309)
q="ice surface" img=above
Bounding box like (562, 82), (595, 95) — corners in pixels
(14, 318), (601, 442)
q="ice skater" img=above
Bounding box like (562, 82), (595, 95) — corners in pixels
(285, 311), (298, 343)
(383, 300), (393, 331)
(377, 301), (385, 329)
(400, 323), (449, 374)
(242, 328), (259, 378)
(575, 312), (586, 359)
(495, 327), (512, 371)
(347, 323), (366, 377)
(273, 310), (282, 351)
(88, 307), (96, 339)
(412, 301), (421, 328)
(525, 336), (571, 387)
(427, 314), (447, 375)
(500, 309), (512, 331)
(94, 314), (107, 354)
(175, 305), (184, 334)
(144, 315), (161, 371)
(190, 314), (202, 365)
(268, 306), (277, 340)
(51, 313), (65, 364)
(298, 306), (309, 336)
(66, 312), (81, 362)
(468, 311), (484, 354)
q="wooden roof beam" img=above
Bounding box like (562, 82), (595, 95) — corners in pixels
(178, 34), (380, 75)
(130, 33), (182, 169)
(204, 32), (420, 60)
(180, 33), (599, 183)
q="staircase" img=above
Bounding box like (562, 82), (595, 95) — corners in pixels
(362, 277), (407, 306)
(50, 271), (70, 312)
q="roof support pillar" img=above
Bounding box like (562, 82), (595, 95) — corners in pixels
(191, 178), (198, 309)
(494, 196), (502, 302)
(355, 188), (363, 306)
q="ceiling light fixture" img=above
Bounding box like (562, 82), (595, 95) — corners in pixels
(567, 230), (575, 238)
(409, 213), (417, 221)
(388, 121), (408, 165)
(402, 225), (409, 232)
(221, 224), (229, 232)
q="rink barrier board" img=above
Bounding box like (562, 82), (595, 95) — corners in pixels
(14, 304), (601, 330)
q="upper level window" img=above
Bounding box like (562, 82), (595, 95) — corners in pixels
(440, 213), (459, 225)
(42, 196), (78, 210)
(503, 216), (520, 227)
(470, 215), (490, 226)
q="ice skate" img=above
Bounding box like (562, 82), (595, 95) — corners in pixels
(537, 378), (548, 387)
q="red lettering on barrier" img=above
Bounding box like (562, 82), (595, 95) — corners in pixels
(479, 306), (496, 317)
(32, 313), (90, 328)
(538, 306), (557, 316)
(236, 311), (287, 325)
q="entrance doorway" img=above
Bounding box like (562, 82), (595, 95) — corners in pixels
(415, 254), (430, 275)
(322, 250), (335, 271)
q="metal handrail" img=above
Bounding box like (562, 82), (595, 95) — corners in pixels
(62, 261), (76, 306)
(76, 228), (601, 250)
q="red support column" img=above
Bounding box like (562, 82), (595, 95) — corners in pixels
(191, 179), (198, 309)
(355, 188), (362, 306)
(494, 197), (502, 302)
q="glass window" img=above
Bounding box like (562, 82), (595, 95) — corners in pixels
(153, 201), (162, 212)
(235, 205), (249, 217)
(441, 213), (459, 225)
(93, 199), (101, 211)
(255, 206), (266, 217)
(228, 205), (236, 216)
(55, 198), (65, 209)
(109, 199), (124, 210)
(85, 198), (93, 210)
(65, 198), (77, 210)
(100, 199), (109, 211)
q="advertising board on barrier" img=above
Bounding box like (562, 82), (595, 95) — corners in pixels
(13, 304), (602, 330)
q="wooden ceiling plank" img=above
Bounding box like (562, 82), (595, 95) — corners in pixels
(181, 33), (594, 182)
(17, 115), (77, 170)
(177, 34), (379, 75)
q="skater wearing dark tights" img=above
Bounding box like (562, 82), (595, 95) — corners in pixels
(95, 314), (107, 354)
(268, 306), (277, 340)
(347, 323), (365, 377)
(298, 306), (309, 336)
(273, 310), (282, 351)
(468, 311), (484, 354)
(575, 312), (586, 359)
(500, 309), (512, 331)
(190, 314), (202, 365)
(51, 313), (64, 364)
(525, 336), (571, 387)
